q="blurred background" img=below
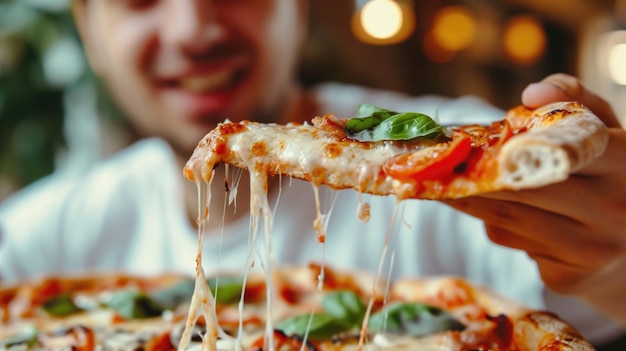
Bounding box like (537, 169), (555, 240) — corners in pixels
(1, 0), (625, 201)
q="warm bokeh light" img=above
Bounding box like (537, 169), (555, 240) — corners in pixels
(431, 6), (476, 52)
(609, 43), (626, 85)
(360, 0), (403, 39)
(502, 15), (547, 65)
(352, 0), (415, 45)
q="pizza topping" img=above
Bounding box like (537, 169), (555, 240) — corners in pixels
(150, 279), (196, 311)
(106, 290), (165, 320)
(278, 290), (366, 341)
(278, 313), (355, 341)
(369, 302), (465, 336)
(277, 289), (468, 344)
(345, 104), (447, 142)
(321, 290), (367, 325)
(149, 276), (245, 312)
(207, 276), (244, 305)
(41, 293), (83, 317)
(383, 132), (473, 182)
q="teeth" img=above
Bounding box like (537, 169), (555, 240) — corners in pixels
(179, 70), (233, 92)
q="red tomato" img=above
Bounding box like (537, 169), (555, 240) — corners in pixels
(384, 133), (473, 182)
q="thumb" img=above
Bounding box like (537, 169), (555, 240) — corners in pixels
(521, 73), (621, 128)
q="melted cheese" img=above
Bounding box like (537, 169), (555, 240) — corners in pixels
(184, 121), (399, 351)
(182, 120), (493, 351)
(178, 175), (230, 351)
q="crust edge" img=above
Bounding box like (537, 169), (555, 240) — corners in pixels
(514, 311), (597, 351)
(497, 101), (609, 190)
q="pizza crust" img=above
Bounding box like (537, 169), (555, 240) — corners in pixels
(496, 102), (609, 190)
(515, 311), (596, 351)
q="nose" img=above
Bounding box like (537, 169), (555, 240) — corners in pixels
(162, 0), (225, 55)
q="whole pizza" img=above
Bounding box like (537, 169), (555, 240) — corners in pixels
(0, 264), (595, 350)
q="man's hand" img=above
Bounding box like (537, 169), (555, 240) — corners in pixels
(445, 73), (626, 326)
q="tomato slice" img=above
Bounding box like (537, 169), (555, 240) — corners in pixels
(384, 133), (473, 182)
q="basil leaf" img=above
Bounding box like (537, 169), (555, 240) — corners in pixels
(150, 279), (195, 310)
(356, 103), (397, 117)
(322, 290), (366, 326)
(150, 276), (243, 310)
(345, 104), (446, 141)
(345, 104), (397, 135)
(42, 293), (83, 316)
(208, 276), (244, 305)
(369, 303), (465, 336)
(278, 313), (353, 341)
(344, 112), (393, 135)
(372, 112), (446, 141)
(107, 290), (164, 319)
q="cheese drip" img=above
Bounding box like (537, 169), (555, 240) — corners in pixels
(183, 159), (281, 349)
(243, 169), (276, 351)
(358, 200), (402, 350)
(178, 173), (233, 351)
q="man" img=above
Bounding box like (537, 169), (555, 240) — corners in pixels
(1, 0), (625, 348)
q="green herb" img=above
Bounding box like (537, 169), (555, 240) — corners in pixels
(277, 313), (353, 341)
(321, 290), (366, 325)
(150, 276), (243, 311)
(368, 302), (465, 336)
(356, 103), (398, 117)
(41, 293), (83, 316)
(150, 279), (196, 311)
(278, 290), (366, 340)
(207, 276), (244, 305)
(345, 104), (446, 141)
(106, 290), (164, 319)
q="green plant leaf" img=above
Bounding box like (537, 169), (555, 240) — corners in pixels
(369, 302), (465, 336)
(356, 103), (397, 117)
(207, 276), (244, 305)
(345, 104), (446, 141)
(321, 290), (366, 326)
(106, 290), (164, 319)
(41, 293), (83, 316)
(372, 112), (446, 140)
(278, 313), (353, 341)
(150, 279), (195, 311)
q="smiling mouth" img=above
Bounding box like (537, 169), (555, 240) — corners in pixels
(162, 64), (249, 94)
(178, 71), (234, 93)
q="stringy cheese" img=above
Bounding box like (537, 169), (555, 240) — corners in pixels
(182, 121), (410, 350)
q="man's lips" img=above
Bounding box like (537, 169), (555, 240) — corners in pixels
(178, 70), (234, 93)
(156, 58), (250, 119)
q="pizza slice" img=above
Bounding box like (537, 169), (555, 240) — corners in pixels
(184, 101), (608, 199)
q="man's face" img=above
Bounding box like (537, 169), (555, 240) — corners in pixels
(76, 0), (306, 155)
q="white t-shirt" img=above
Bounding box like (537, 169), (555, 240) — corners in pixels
(0, 83), (622, 344)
